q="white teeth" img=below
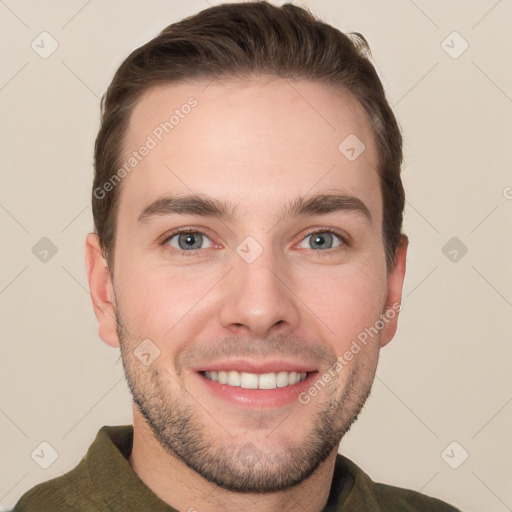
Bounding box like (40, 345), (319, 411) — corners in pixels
(227, 370), (241, 386)
(240, 372), (259, 389)
(258, 373), (277, 389)
(276, 371), (289, 388)
(204, 370), (309, 389)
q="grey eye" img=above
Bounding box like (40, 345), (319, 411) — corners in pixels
(298, 232), (343, 250)
(166, 232), (212, 251)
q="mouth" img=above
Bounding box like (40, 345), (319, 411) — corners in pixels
(193, 361), (318, 409)
(202, 370), (309, 389)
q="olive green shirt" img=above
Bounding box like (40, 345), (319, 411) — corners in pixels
(13, 425), (462, 511)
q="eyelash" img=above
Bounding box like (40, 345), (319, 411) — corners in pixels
(160, 227), (350, 257)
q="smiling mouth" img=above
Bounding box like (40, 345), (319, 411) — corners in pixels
(202, 370), (310, 390)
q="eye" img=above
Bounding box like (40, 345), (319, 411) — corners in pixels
(164, 230), (213, 251)
(298, 230), (345, 251)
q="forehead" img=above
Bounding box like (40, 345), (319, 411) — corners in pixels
(118, 77), (381, 224)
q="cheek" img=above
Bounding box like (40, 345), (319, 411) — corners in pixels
(115, 260), (217, 337)
(297, 264), (387, 351)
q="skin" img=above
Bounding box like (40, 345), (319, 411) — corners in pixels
(85, 76), (407, 512)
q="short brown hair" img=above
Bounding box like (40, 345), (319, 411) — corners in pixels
(93, 1), (404, 272)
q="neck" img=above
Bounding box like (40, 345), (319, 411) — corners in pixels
(128, 406), (337, 512)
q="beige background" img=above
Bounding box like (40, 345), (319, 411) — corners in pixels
(1, 1), (511, 511)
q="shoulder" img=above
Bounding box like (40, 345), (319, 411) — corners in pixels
(333, 454), (462, 511)
(12, 459), (92, 512)
(371, 481), (462, 511)
(12, 425), (131, 512)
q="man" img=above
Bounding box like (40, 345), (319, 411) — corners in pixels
(13, 2), (462, 511)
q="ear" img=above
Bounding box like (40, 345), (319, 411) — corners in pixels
(85, 233), (119, 348)
(380, 235), (408, 348)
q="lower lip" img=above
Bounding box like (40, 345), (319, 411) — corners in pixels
(195, 372), (317, 409)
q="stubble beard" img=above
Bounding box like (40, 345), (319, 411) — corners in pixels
(115, 309), (378, 493)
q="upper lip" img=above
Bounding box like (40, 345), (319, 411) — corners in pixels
(191, 359), (317, 374)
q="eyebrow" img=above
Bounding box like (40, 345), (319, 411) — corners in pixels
(137, 192), (372, 225)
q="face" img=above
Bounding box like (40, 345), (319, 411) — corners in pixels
(86, 76), (407, 493)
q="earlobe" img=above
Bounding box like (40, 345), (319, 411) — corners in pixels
(85, 233), (120, 348)
(380, 235), (408, 348)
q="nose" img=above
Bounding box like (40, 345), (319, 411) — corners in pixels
(219, 244), (301, 339)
